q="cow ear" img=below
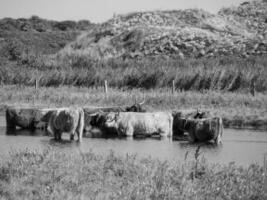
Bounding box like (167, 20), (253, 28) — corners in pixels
(115, 112), (120, 120)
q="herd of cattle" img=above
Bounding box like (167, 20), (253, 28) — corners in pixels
(5, 101), (223, 144)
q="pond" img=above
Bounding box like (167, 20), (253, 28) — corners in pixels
(0, 116), (266, 166)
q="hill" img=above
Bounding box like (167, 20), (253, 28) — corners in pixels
(62, 0), (267, 59)
(0, 16), (95, 63)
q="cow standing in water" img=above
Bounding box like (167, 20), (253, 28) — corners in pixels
(172, 109), (210, 136)
(83, 100), (146, 131)
(180, 117), (223, 144)
(103, 112), (173, 138)
(48, 108), (84, 142)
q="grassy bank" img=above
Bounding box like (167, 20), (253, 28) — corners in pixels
(0, 85), (267, 129)
(0, 148), (266, 199)
(0, 56), (266, 93)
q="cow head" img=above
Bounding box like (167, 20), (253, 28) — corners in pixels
(193, 108), (209, 119)
(125, 100), (146, 112)
(104, 112), (120, 128)
(90, 112), (107, 127)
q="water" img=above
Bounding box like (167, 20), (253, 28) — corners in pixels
(0, 116), (267, 166)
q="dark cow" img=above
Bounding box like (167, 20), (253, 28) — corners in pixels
(125, 100), (146, 112)
(6, 107), (56, 130)
(172, 109), (210, 136)
(179, 117), (223, 144)
(48, 108), (84, 142)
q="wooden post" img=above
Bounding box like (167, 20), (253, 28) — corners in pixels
(264, 153), (267, 184)
(172, 80), (175, 94)
(250, 79), (255, 97)
(35, 77), (39, 92)
(104, 80), (108, 94)
(33, 76), (39, 105)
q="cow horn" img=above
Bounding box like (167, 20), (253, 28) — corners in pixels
(138, 99), (145, 105)
(89, 112), (98, 116)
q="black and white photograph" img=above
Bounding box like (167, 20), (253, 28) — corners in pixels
(0, 0), (266, 199)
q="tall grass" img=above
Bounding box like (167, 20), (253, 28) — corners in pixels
(0, 55), (266, 92)
(0, 148), (266, 200)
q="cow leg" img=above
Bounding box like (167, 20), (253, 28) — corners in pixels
(54, 130), (61, 141)
(215, 118), (223, 144)
(76, 109), (84, 142)
(70, 132), (75, 141)
(5, 109), (16, 130)
(215, 132), (222, 144)
(160, 133), (168, 139)
(58, 132), (62, 141)
(125, 127), (134, 137)
(54, 131), (58, 140)
(159, 129), (168, 138)
(188, 131), (196, 143)
(215, 136), (221, 144)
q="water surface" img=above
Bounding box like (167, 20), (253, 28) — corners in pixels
(0, 116), (266, 166)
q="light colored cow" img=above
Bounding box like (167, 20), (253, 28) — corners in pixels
(83, 101), (146, 132)
(181, 117), (223, 144)
(48, 108), (84, 142)
(104, 112), (173, 137)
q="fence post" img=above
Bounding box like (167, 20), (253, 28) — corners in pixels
(172, 80), (175, 94)
(35, 77), (39, 92)
(104, 80), (108, 94)
(264, 153), (267, 186)
(250, 79), (255, 96)
(33, 76), (39, 106)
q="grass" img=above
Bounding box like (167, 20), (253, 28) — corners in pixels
(0, 56), (266, 93)
(0, 147), (266, 200)
(0, 85), (266, 130)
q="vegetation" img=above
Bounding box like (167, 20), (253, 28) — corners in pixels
(63, 0), (267, 59)
(0, 16), (95, 64)
(0, 56), (266, 93)
(0, 148), (266, 199)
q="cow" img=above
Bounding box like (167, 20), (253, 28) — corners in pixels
(103, 112), (173, 138)
(179, 117), (223, 144)
(83, 100), (146, 132)
(172, 109), (210, 136)
(48, 108), (84, 142)
(5, 107), (55, 130)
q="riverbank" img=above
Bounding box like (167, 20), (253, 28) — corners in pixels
(0, 85), (267, 130)
(0, 147), (266, 199)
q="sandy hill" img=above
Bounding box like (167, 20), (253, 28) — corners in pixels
(62, 0), (267, 59)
